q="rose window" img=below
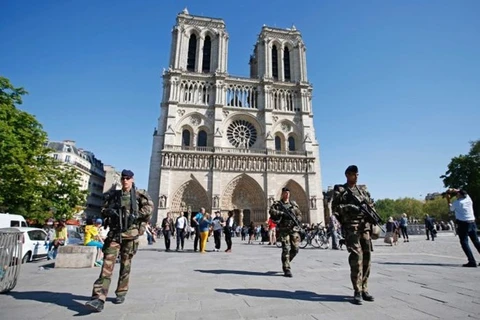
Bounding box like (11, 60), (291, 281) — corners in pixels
(226, 119), (257, 148)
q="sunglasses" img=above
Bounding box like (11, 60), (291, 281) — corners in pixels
(121, 177), (132, 181)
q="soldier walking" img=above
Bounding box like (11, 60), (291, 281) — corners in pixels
(85, 169), (153, 312)
(269, 187), (302, 277)
(332, 165), (375, 305)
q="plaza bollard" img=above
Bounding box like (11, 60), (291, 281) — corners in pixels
(0, 229), (23, 293)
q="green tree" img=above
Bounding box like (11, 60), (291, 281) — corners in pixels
(373, 198), (396, 222)
(441, 140), (480, 219)
(394, 197), (424, 220)
(423, 197), (452, 222)
(0, 76), (86, 223)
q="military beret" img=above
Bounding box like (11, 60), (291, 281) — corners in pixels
(121, 169), (134, 178)
(345, 165), (358, 174)
(281, 187), (290, 192)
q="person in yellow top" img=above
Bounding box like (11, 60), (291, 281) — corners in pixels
(47, 220), (68, 260)
(85, 218), (104, 266)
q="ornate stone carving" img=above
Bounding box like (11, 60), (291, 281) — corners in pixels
(206, 110), (215, 119)
(272, 116), (278, 122)
(281, 122), (291, 132)
(223, 110), (229, 118)
(190, 115), (201, 126)
(177, 109), (185, 116)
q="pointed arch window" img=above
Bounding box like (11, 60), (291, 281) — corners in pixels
(272, 45), (279, 80)
(187, 34), (197, 72)
(284, 47), (291, 81)
(182, 129), (191, 148)
(197, 130), (207, 147)
(275, 136), (282, 151)
(288, 136), (296, 151)
(202, 36), (211, 73)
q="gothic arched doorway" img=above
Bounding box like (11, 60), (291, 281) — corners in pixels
(221, 174), (266, 226)
(171, 179), (210, 220)
(278, 180), (310, 224)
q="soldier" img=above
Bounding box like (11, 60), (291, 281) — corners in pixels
(85, 169), (153, 312)
(269, 187), (302, 277)
(332, 165), (375, 305)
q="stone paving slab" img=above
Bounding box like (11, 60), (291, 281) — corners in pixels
(1, 234), (480, 319)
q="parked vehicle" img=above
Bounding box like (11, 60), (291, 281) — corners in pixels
(67, 229), (83, 246)
(0, 213), (28, 228)
(0, 227), (48, 263)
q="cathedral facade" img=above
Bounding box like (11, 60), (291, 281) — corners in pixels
(148, 9), (325, 226)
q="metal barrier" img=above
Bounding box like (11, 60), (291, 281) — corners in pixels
(0, 229), (23, 293)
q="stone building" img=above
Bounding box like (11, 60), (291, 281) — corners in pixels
(103, 165), (121, 192)
(148, 9), (324, 226)
(48, 140), (105, 219)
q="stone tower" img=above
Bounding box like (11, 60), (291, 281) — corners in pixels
(148, 9), (324, 226)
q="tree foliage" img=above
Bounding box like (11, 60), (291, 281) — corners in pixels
(423, 197), (452, 222)
(375, 197), (427, 222)
(0, 76), (87, 223)
(441, 140), (480, 219)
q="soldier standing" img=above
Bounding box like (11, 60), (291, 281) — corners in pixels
(269, 187), (302, 277)
(332, 165), (375, 305)
(85, 169), (153, 312)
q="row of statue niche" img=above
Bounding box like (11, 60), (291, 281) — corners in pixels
(162, 153), (210, 169)
(162, 153), (314, 172)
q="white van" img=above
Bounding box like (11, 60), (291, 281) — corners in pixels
(0, 213), (28, 228)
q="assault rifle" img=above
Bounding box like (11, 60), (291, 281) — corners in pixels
(103, 191), (127, 242)
(345, 188), (385, 233)
(278, 202), (306, 241)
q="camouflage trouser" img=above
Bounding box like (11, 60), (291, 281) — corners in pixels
(279, 230), (300, 272)
(345, 230), (371, 293)
(91, 238), (138, 301)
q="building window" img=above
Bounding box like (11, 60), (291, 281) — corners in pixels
(202, 36), (211, 73)
(272, 45), (278, 80)
(53, 154), (58, 160)
(65, 155), (71, 163)
(182, 129), (191, 147)
(288, 136), (296, 151)
(197, 130), (207, 147)
(284, 47), (291, 81)
(187, 34), (197, 72)
(275, 136), (282, 151)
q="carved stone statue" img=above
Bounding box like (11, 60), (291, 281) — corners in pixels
(310, 196), (317, 209)
(160, 195), (167, 208)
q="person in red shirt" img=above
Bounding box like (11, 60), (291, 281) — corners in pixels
(267, 218), (277, 245)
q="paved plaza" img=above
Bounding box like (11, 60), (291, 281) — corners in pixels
(1, 233), (479, 320)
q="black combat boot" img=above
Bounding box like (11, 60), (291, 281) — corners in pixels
(114, 296), (126, 304)
(283, 269), (293, 278)
(362, 291), (374, 302)
(353, 291), (363, 305)
(85, 299), (104, 312)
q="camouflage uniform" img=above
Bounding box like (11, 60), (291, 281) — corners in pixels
(91, 188), (153, 302)
(332, 183), (373, 294)
(269, 200), (302, 274)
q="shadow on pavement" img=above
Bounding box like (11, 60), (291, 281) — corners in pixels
(195, 269), (280, 276)
(7, 291), (95, 316)
(377, 262), (460, 267)
(215, 288), (351, 302)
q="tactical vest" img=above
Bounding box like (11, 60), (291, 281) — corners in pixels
(342, 184), (370, 228)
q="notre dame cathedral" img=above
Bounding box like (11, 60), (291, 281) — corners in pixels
(148, 8), (325, 226)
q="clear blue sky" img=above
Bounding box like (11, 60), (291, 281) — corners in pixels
(1, 1), (479, 200)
